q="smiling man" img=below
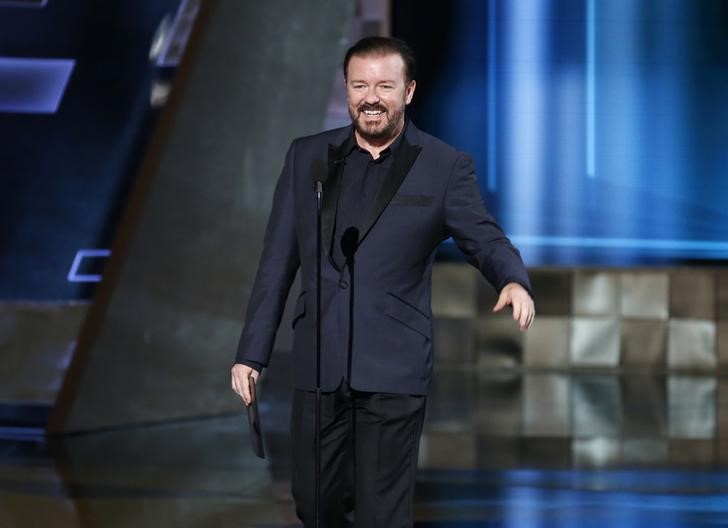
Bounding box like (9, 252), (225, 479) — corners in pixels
(347, 51), (413, 152)
(231, 37), (534, 527)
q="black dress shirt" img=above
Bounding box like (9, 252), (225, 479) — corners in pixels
(331, 126), (405, 268)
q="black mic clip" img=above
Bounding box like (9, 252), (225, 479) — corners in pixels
(341, 226), (359, 263)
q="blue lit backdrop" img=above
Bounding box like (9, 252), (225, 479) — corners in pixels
(396, 0), (728, 265)
(0, 0), (181, 299)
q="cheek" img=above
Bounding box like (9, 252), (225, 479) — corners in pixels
(346, 91), (359, 106)
(386, 97), (405, 110)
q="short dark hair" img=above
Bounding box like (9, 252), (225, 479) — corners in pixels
(343, 36), (417, 83)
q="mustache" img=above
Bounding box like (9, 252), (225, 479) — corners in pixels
(358, 103), (387, 113)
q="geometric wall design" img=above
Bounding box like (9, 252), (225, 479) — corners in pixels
(420, 371), (727, 469)
(433, 264), (728, 372)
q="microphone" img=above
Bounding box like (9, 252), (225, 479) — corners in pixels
(310, 159), (328, 190)
(311, 159), (326, 203)
(340, 226), (360, 262)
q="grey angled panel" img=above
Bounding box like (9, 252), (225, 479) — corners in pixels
(524, 317), (570, 367)
(620, 320), (668, 367)
(719, 271), (728, 321)
(523, 374), (571, 437)
(621, 375), (667, 437)
(572, 376), (622, 437)
(475, 317), (524, 369)
(433, 317), (475, 364)
(573, 272), (619, 316)
(620, 272), (669, 319)
(719, 322), (728, 367)
(573, 437), (621, 467)
(668, 320), (716, 370)
(529, 269), (572, 316)
(473, 373), (522, 436)
(571, 318), (620, 367)
(623, 439), (669, 465)
(670, 270), (715, 319)
(668, 376), (716, 438)
(432, 264), (478, 317)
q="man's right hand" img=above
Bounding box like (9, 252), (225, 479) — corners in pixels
(231, 363), (260, 407)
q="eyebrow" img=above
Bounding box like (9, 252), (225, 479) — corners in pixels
(349, 79), (398, 84)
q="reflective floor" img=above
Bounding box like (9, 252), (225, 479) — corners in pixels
(3, 370), (728, 527)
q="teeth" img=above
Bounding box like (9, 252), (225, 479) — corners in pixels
(364, 110), (383, 116)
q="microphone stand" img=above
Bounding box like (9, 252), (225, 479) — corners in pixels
(340, 227), (359, 515)
(314, 180), (323, 528)
(340, 227), (359, 382)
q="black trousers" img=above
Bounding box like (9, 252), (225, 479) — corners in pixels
(291, 379), (427, 528)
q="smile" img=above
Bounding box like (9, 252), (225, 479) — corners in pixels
(362, 109), (384, 116)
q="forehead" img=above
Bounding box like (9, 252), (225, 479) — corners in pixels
(346, 53), (406, 81)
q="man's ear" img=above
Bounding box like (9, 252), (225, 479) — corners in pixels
(405, 80), (416, 105)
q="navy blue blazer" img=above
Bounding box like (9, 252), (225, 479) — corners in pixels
(235, 122), (531, 395)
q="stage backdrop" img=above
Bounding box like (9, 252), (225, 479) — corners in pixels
(49, 0), (353, 432)
(395, 0), (728, 266)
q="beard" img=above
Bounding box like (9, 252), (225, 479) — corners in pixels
(349, 102), (405, 143)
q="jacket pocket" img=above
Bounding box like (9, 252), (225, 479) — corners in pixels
(291, 291), (306, 329)
(383, 293), (431, 340)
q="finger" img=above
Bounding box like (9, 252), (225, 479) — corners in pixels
(231, 372), (240, 395)
(519, 301), (531, 326)
(493, 293), (509, 312)
(232, 370), (244, 397)
(237, 376), (247, 405)
(524, 306), (535, 330)
(520, 309), (530, 331)
(241, 373), (251, 406)
(512, 300), (522, 322)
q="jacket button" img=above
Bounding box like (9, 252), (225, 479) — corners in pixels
(339, 279), (349, 289)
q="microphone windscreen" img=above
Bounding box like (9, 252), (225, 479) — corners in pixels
(341, 226), (360, 260)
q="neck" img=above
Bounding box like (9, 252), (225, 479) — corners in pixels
(354, 119), (405, 159)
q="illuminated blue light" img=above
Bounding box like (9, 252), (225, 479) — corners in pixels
(67, 249), (111, 283)
(417, 469), (728, 526)
(0, 57), (75, 114)
(0, 0), (47, 6)
(510, 236), (728, 254)
(487, 0), (497, 192)
(586, 0), (596, 178)
(442, 236), (728, 256)
(649, 1), (690, 242)
(503, 0), (546, 240)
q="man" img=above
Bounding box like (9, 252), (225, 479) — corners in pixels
(231, 37), (534, 527)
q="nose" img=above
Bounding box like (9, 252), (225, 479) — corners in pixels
(364, 88), (380, 105)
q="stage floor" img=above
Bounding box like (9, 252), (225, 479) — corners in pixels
(2, 370), (728, 526)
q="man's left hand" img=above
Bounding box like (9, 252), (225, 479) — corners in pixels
(493, 282), (535, 332)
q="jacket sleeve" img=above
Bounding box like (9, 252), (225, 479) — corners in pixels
(443, 152), (532, 295)
(234, 140), (301, 366)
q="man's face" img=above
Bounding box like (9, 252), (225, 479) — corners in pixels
(346, 53), (416, 143)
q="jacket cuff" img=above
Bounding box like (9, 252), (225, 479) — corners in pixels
(234, 359), (264, 372)
(498, 278), (533, 298)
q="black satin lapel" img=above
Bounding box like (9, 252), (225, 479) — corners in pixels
(358, 137), (422, 245)
(323, 142), (347, 269)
